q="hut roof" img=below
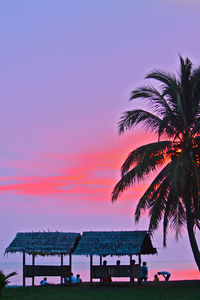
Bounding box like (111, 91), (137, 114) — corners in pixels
(74, 231), (157, 256)
(5, 232), (81, 255)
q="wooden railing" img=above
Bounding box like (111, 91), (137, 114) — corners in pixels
(23, 265), (71, 277)
(91, 265), (140, 279)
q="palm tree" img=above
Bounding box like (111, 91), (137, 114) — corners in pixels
(112, 56), (200, 271)
(0, 270), (17, 295)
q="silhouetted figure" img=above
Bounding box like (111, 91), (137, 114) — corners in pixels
(130, 259), (136, 285)
(141, 262), (148, 282)
(131, 259), (136, 266)
(102, 260), (112, 283)
(116, 260), (120, 266)
(64, 272), (76, 284)
(103, 276), (112, 283)
(40, 277), (48, 285)
(157, 271), (171, 281)
(103, 260), (107, 266)
(154, 274), (159, 282)
(76, 274), (82, 283)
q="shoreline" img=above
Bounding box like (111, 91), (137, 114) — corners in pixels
(6, 279), (200, 288)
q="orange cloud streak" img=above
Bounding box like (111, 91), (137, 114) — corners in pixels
(0, 131), (155, 202)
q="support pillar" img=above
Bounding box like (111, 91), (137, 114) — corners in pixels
(90, 255), (93, 285)
(130, 255), (133, 286)
(100, 255), (102, 283)
(32, 254), (35, 286)
(130, 255), (132, 263)
(69, 254), (72, 284)
(23, 252), (25, 287)
(138, 253), (141, 285)
(61, 254), (63, 284)
(138, 254), (141, 266)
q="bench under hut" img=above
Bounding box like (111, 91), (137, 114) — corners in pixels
(5, 232), (81, 286)
(74, 230), (157, 285)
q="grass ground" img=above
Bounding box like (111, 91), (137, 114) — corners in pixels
(2, 280), (200, 300)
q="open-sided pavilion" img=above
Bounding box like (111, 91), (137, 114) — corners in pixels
(74, 230), (157, 285)
(5, 232), (81, 286)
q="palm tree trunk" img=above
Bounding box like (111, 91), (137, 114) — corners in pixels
(185, 186), (200, 271)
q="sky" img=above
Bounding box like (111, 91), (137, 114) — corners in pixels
(0, 0), (200, 283)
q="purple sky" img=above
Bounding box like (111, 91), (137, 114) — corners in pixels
(0, 0), (200, 282)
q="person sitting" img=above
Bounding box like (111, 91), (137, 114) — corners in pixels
(157, 271), (171, 281)
(154, 274), (159, 282)
(70, 273), (76, 283)
(64, 272), (76, 283)
(102, 260), (112, 283)
(76, 274), (82, 283)
(116, 260), (120, 266)
(103, 260), (107, 266)
(131, 259), (136, 266)
(40, 277), (48, 286)
(103, 276), (112, 283)
(140, 262), (148, 282)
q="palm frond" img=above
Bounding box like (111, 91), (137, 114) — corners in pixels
(146, 70), (176, 88)
(148, 178), (169, 232)
(169, 201), (185, 240)
(130, 86), (174, 116)
(121, 141), (171, 176)
(5, 272), (17, 280)
(118, 109), (165, 134)
(112, 167), (139, 202)
(163, 189), (175, 247)
(135, 163), (172, 222)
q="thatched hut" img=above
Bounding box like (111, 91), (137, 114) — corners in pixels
(74, 231), (157, 284)
(5, 232), (81, 286)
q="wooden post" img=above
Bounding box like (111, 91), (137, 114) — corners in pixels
(32, 254), (35, 286)
(138, 254), (141, 285)
(100, 255), (102, 283)
(138, 254), (141, 266)
(23, 252), (25, 287)
(69, 254), (72, 284)
(61, 254), (63, 284)
(90, 255), (93, 285)
(130, 255), (132, 263)
(130, 255), (133, 286)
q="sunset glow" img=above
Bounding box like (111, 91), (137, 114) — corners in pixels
(0, 0), (199, 285)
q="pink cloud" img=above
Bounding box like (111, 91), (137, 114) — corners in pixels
(0, 131), (155, 206)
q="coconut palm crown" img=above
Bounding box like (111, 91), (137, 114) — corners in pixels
(0, 270), (17, 295)
(112, 56), (200, 270)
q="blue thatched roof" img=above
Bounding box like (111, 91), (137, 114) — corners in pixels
(74, 231), (157, 256)
(5, 232), (81, 255)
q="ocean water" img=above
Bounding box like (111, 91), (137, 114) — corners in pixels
(1, 255), (199, 286)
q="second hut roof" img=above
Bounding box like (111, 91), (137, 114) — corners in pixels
(74, 231), (157, 256)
